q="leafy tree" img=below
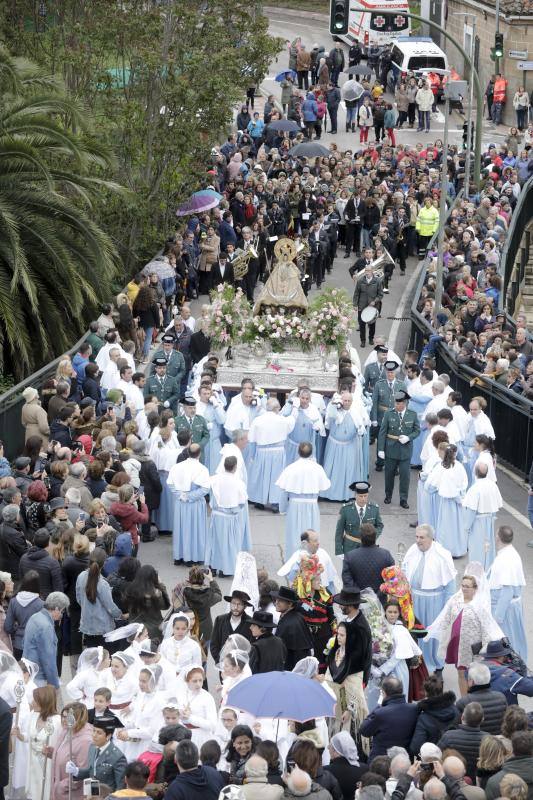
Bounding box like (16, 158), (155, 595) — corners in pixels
(0, 47), (123, 377)
(2, 1), (283, 268)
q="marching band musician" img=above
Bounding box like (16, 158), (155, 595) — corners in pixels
(351, 262), (383, 349)
(395, 206), (409, 275)
(236, 226), (260, 302)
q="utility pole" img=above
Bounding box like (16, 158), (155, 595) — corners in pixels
(435, 76), (467, 314)
(463, 14), (476, 199)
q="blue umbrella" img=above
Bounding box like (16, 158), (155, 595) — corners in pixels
(275, 69), (297, 82)
(192, 189), (223, 200)
(226, 671), (336, 721)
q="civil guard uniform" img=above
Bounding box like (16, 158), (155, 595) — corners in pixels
(377, 389), (420, 508)
(363, 345), (389, 394)
(371, 360), (406, 471)
(144, 356), (181, 413)
(174, 396), (210, 457)
(335, 480), (384, 556)
(150, 333), (186, 383)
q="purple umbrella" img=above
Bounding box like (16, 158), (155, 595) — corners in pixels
(176, 194), (219, 217)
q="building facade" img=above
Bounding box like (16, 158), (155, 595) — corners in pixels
(422, 0), (532, 126)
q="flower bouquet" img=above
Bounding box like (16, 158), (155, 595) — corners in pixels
(243, 309), (313, 353)
(207, 284), (252, 351)
(360, 588), (393, 667)
(307, 288), (356, 350)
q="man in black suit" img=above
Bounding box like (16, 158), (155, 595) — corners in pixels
(0, 697), (13, 800)
(342, 523), (394, 599)
(210, 251), (234, 291)
(272, 586), (313, 670)
(210, 590), (252, 665)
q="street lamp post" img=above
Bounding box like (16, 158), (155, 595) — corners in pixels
(434, 77), (468, 314)
(450, 12), (477, 199)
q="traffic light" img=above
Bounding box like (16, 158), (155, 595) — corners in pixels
(330, 0), (349, 35)
(494, 32), (504, 59)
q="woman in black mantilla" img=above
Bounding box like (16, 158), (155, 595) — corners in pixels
(326, 587), (372, 738)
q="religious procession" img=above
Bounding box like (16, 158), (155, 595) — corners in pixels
(1, 12), (533, 800)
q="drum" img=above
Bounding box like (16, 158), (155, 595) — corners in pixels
(361, 305), (378, 323)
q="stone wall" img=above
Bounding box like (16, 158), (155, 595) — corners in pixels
(445, 0), (532, 127)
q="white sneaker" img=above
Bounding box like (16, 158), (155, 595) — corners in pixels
(383, 287), (390, 294)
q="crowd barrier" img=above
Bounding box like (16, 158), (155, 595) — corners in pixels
(409, 186), (533, 479)
(501, 176), (533, 316)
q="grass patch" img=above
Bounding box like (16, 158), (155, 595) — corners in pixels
(267, 0), (329, 11)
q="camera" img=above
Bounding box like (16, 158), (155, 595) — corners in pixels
(420, 763), (434, 775)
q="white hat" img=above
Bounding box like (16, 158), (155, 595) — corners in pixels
(22, 387), (39, 403)
(420, 743), (443, 762)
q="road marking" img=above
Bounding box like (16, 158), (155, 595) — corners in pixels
(502, 500), (531, 529)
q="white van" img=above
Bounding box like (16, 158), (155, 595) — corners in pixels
(388, 36), (449, 94)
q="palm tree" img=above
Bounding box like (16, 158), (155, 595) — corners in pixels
(0, 47), (125, 378)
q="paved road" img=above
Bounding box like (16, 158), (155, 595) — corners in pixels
(107, 8), (532, 695)
(265, 6), (510, 153)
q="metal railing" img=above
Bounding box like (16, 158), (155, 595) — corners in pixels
(0, 333), (90, 459)
(501, 175), (533, 316)
(410, 187), (533, 478)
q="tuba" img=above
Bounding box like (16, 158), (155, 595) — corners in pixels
(356, 247), (395, 280)
(232, 247), (256, 280)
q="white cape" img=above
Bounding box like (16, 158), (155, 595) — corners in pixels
(488, 545), (526, 589)
(276, 458), (331, 494)
(462, 478), (502, 514)
(402, 541), (457, 590)
(167, 458), (210, 492)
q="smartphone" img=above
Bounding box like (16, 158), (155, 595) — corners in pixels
(138, 485), (145, 496)
(420, 763), (434, 775)
(83, 779), (100, 798)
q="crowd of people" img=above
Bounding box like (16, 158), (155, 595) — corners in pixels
(1, 29), (533, 800)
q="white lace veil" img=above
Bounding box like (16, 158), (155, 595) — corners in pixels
(292, 656), (320, 679)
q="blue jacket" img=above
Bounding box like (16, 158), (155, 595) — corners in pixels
(486, 662), (533, 705)
(164, 766), (225, 800)
(103, 533), (133, 577)
(4, 593), (44, 651)
(0, 457), (11, 478)
(72, 353), (90, 387)
(247, 119), (265, 139)
(22, 609), (60, 687)
(218, 220), (237, 250)
(302, 94), (318, 122)
(360, 695), (419, 760)
(76, 570), (122, 635)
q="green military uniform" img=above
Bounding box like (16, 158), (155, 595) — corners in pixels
(335, 500), (384, 555)
(143, 372), (181, 412)
(150, 348), (186, 383)
(371, 377), (406, 467)
(364, 361), (386, 394)
(174, 411), (210, 454)
(377, 406), (420, 505)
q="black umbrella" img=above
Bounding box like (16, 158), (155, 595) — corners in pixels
(345, 65), (373, 77)
(268, 119), (301, 132)
(289, 142), (331, 158)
